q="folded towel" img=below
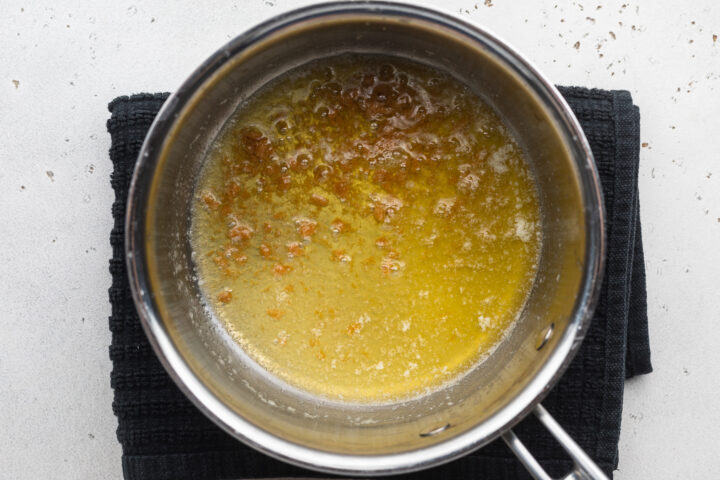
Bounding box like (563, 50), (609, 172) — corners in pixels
(107, 86), (651, 480)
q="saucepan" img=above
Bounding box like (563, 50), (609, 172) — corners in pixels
(125, 2), (607, 479)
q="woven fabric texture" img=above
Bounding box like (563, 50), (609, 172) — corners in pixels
(107, 87), (651, 480)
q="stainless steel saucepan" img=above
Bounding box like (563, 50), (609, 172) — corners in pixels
(125, 2), (607, 478)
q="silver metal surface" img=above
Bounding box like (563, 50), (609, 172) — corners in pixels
(502, 429), (553, 480)
(536, 323), (555, 350)
(503, 406), (611, 480)
(419, 423), (452, 438)
(125, 1), (606, 477)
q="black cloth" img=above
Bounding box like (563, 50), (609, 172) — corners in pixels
(107, 87), (651, 480)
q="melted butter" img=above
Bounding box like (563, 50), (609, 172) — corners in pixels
(191, 56), (541, 402)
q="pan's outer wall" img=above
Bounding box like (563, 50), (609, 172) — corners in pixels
(126, 2), (604, 476)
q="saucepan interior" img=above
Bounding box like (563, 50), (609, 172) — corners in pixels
(126, 2), (603, 475)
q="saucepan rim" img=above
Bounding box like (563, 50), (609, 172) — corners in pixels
(125, 1), (605, 475)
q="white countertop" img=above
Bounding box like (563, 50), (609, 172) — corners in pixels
(1, 0), (719, 478)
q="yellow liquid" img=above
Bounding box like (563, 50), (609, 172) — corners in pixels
(191, 56), (541, 402)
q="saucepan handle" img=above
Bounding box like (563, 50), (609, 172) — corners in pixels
(502, 404), (610, 480)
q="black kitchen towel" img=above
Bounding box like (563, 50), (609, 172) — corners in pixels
(107, 87), (651, 480)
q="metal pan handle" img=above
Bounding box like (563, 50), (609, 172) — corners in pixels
(502, 404), (610, 480)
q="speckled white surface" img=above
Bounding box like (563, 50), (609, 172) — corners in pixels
(1, 1), (719, 478)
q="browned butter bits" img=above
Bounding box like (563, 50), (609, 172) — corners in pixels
(191, 55), (541, 402)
